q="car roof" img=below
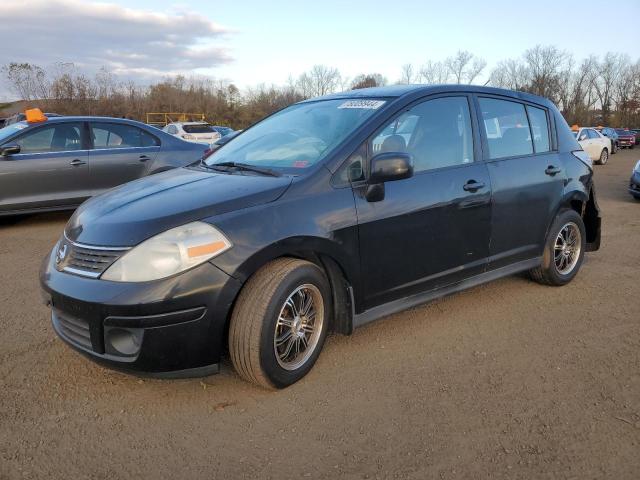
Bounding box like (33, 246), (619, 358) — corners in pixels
(9, 116), (154, 129)
(302, 84), (554, 107)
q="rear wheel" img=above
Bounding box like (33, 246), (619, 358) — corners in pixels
(595, 148), (608, 165)
(228, 258), (331, 389)
(530, 209), (586, 286)
(611, 142), (617, 154)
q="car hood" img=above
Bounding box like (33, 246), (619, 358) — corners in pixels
(65, 167), (293, 246)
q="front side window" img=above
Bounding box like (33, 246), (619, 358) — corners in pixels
(479, 98), (533, 159)
(526, 105), (550, 153)
(205, 98), (385, 174)
(91, 123), (158, 149)
(370, 96), (474, 173)
(15, 123), (83, 153)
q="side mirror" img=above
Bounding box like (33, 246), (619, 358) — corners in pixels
(0, 144), (20, 157)
(368, 152), (413, 184)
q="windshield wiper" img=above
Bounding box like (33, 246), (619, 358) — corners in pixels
(207, 161), (282, 177)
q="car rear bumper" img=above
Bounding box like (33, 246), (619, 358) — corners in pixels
(40, 248), (242, 377)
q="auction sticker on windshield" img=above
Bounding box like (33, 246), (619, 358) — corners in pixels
(338, 100), (386, 109)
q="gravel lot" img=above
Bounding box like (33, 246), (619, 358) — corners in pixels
(1, 148), (639, 479)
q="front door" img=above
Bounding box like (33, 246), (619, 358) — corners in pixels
(0, 122), (90, 213)
(354, 95), (492, 310)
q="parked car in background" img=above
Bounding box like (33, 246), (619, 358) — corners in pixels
(630, 160), (640, 200)
(162, 122), (221, 144)
(40, 85), (601, 388)
(0, 113), (209, 216)
(4, 112), (62, 126)
(210, 125), (236, 137)
(574, 127), (611, 164)
(598, 127), (619, 154)
(207, 129), (241, 153)
(615, 128), (635, 148)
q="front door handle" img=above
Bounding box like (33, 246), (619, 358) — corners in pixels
(463, 180), (485, 192)
(69, 159), (86, 166)
(139, 155), (151, 162)
(545, 165), (562, 176)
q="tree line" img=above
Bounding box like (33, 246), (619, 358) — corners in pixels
(2, 45), (639, 129)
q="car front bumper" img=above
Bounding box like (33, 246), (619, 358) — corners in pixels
(40, 248), (242, 377)
(619, 139), (634, 147)
(630, 172), (640, 198)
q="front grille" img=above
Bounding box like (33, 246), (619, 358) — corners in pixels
(53, 308), (92, 350)
(55, 236), (129, 278)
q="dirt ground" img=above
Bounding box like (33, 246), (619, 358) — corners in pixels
(1, 148), (639, 480)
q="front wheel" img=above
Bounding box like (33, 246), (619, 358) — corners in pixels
(529, 209), (586, 286)
(229, 258), (331, 389)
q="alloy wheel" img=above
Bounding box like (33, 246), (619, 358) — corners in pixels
(554, 222), (581, 275)
(273, 284), (324, 371)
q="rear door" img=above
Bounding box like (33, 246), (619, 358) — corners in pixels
(87, 122), (160, 193)
(476, 96), (565, 269)
(0, 121), (90, 212)
(353, 95), (492, 309)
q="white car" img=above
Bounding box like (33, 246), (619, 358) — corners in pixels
(162, 122), (221, 145)
(574, 127), (611, 165)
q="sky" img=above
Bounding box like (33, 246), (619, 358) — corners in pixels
(1, 0), (639, 100)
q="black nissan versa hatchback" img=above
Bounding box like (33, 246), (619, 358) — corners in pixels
(40, 85), (601, 389)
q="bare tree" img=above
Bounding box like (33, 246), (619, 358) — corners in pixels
(522, 45), (570, 103)
(594, 52), (628, 124)
(1, 63), (49, 101)
(489, 59), (528, 90)
(296, 65), (341, 98)
(444, 50), (486, 84)
(350, 73), (387, 90)
(419, 60), (450, 84)
(398, 63), (415, 84)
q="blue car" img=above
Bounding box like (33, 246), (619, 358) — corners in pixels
(0, 114), (209, 216)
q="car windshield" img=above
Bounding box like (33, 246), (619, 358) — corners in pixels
(205, 98), (386, 173)
(0, 122), (30, 144)
(183, 124), (215, 134)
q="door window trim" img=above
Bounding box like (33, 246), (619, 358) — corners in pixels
(331, 93), (483, 188)
(473, 94), (557, 163)
(5, 121), (90, 154)
(88, 121), (160, 150)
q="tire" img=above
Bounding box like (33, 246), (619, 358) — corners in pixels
(595, 148), (608, 165)
(631, 144), (635, 150)
(611, 142), (617, 154)
(229, 258), (332, 389)
(529, 209), (586, 286)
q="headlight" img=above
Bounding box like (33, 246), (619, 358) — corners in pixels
(101, 222), (231, 282)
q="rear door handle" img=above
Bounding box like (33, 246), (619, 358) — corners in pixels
(545, 165), (562, 176)
(69, 159), (86, 166)
(139, 155), (151, 162)
(463, 180), (485, 192)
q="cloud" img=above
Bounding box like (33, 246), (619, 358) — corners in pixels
(0, 0), (234, 78)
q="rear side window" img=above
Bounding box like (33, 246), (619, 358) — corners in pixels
(526, 105), (550, 153)
(587, 129), (599, 139)
(91, 123), (159, 149)
(371, 96), (474, 173)
(15, 123), (83, 153)
(479, 98), (533, 159)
